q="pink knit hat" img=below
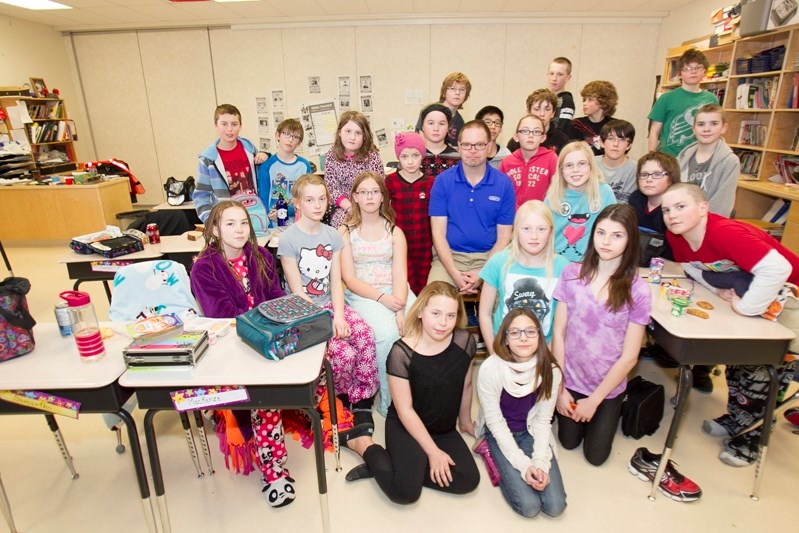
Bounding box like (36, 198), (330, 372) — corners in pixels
(394, 132), (426, 159)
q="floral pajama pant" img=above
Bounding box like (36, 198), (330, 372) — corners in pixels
(323, 303), (379, 404)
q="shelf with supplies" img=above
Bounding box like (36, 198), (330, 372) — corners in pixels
(0, 95), (78, 176)
(660, 24), (799, 253)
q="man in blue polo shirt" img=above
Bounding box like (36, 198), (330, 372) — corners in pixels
(428, 120), (516, 293)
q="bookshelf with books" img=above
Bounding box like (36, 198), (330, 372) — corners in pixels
(0, 96), (78, 175)
(660, 24), (799, 253)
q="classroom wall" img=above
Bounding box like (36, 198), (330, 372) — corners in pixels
(656, 0), (725, 58)
(67, 20), (663, 206)
(0, 15), (94, 164)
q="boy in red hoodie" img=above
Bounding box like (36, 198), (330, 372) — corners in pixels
(499, 114), (557, 207)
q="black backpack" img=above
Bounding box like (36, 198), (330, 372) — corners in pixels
(164, 176), (195, 206)
(621, 376), (665, 439)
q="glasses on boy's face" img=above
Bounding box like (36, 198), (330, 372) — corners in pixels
(483, 119), (503, 128)
(447, 86), (467, 94)
(517, 128), (544, 137)
(280, 131), (301, 142)
(681, 65), (705, 73)
(506, 327), (539, 340)
(356, 189), (381, 197)
(459, 142), (488, 151)
(562, 160), (590, 171)
(638, 171), (669, 180)
(605, 135), (628, 144)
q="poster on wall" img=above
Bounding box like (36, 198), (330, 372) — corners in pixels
(300, 101), (338, 154)
(767, 0), (799, 29)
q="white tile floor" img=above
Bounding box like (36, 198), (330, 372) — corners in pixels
(1, 244), (798, 533)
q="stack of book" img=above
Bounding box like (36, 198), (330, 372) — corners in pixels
(122, 314), (209, 368)
(738, 120), (767, 146)
(735, 78), (775, 110)
(775, 155), (799, 185)
(733, 149), (762, 176)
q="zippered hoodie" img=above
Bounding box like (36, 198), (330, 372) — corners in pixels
(677, 139), (740, 217)
(499, 146), (558, 207)
(193, 137), (258, 222)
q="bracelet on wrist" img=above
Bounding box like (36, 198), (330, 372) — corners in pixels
(376, 293), (384, 302)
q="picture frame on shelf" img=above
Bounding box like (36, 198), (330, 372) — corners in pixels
(29, 77), (47, 98)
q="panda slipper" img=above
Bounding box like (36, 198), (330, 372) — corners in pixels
(262, 476), (296, 508)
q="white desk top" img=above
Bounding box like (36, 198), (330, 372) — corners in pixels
(0, 324), (129, 390)
(153, 201), (195, 211)
(649, 281), (795, 342)
(57, 244), (163, 264)
(119, 332), (326, 388)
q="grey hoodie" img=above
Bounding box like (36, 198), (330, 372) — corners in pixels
(677, 139), (740, 216)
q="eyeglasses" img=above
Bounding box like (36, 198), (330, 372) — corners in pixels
(356, 189), (381, 197)
(681, 65), (706, 73)
(447, 86), (467, 94)
(483, 119), (503, 127)
(517, 128), (544, 137)
(604, 135), (628, 144)
(280, 131), (301, 141)
(562, 160), (590, 171)
(638, 171), (669, 180)
(459, 142), (488, 151)
(507, 327), (539, 340)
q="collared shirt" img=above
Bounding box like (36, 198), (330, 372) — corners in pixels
(429, 163), (516, 253)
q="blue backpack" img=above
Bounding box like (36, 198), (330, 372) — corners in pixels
(232, 193), (269, 237)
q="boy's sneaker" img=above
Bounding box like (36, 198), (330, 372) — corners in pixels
(628, 447), (702, 502)
(701, 414), (738, 437)
(719, 432), (759, 467)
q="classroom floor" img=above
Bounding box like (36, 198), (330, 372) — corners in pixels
(1, 244), (798, 533)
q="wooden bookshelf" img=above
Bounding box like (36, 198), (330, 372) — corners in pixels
(661, 25), (799, 253)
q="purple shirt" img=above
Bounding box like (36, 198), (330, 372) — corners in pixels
(553, 262), (651, 399)
(500, 389), (537, 432)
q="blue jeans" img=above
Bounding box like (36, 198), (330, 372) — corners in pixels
(486, 429), (567, 518)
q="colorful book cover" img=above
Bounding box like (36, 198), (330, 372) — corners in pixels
(126, 313), (184, 345)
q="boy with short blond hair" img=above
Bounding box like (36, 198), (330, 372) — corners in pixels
(194, 103), (268, 222)
(597, 119), (637, 203)
(258, 118), (312, 227)
(571, 80), (618, 156)
(548, 57), (575, 134)
(648, 48), (718, 157)
(676, 104), (739, 217)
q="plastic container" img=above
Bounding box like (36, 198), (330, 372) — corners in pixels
(59, 290), (105, 362)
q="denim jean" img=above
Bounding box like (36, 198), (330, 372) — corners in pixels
(485, 428), (567, 518)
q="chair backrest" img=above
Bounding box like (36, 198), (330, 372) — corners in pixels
(109, 260), (200, 321)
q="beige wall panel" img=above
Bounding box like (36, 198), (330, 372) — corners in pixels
(502, 24), (583, 138)
(355, 24), (431, 163)
(138, 29), (217, 196)
(576, 24), (659, 160)
(72, 32), (162, 205)
(210, 27), (286, 148)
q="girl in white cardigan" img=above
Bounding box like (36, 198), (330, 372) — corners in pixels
(475, 307), (567, 517)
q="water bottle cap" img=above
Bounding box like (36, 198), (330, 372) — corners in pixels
(59, 290), (90, 307)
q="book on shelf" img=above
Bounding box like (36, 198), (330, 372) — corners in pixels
(775, 155), (799, 184)
(737, 120), (767, 146)
(735, 78), (775, 109)
(28, 120), (76, 143)
(733, 149), (762, 175)
(790, 73), (799, 110)
(791, 126), (799, 152)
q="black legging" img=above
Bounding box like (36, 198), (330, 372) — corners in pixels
(363, 416), (480, 504)
(556, 389), (624, 466)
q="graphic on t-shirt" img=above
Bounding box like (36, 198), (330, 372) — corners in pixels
(686, 259), (739, 273)
(271, 173), (288, 201)
(505, 276), (550, 319)
(298, 244), (333, 296)
(666, 104), (704, 149)
(558, 212), (592, 259)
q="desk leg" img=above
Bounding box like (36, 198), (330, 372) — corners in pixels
(44, 414), (79, 480)
(752, 365), (780, 501)
(179, 411), (203, 478)
(116, 408), (158, 533)
(323, 359), (341, 472)
(102, 280), (112, 303)
(144, 410), (172, 533)
(649, 366), (692, 501)
(192, 410), (215, 476)
(0, 472), (19, 533)
(302, 406), (330, 533)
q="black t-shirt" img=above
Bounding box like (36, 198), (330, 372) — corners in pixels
(386, 329), (475, 435)
(571, 115), (614, 156)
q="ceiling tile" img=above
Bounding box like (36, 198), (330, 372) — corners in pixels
(218, 1), (285, 19)
(363, 0), (415, 15)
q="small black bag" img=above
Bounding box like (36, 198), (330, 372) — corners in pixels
(621, 376), (665, 439)
(164, 176), (195, 206)
(638, 227), (667, 267)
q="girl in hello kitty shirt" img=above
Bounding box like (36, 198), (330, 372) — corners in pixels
(278, 174), (380, 444)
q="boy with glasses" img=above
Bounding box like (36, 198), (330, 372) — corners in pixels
(648, 48), (718, 156)
(428, 121), (515, 293)
(597, 120), (637, 203)
(500, 114), (557, 207)
(676, 104), (740, 217)
(415, 72), (472, 147)
(475, 105), (511, 168)
(258, 118), (312, 227)
(507, 89), (569, 155)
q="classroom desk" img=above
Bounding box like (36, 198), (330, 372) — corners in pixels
(153, 201), (195, 211)
(647, 281), (795, 501)
(119, 334), (340, 533)
(0, 324), (157, 532)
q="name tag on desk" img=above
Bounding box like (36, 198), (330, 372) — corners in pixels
(0, 390), (81, 418)
(170, 385), (250, 412)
